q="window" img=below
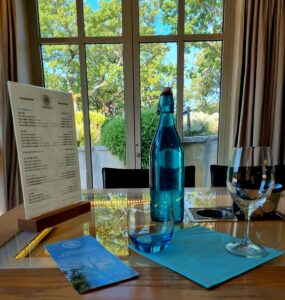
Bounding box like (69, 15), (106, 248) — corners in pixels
(28, 0), (232, 188)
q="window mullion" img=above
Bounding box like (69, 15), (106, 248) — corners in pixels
(218, 0), (235, 164)
(123, 0), (136, 168)
(132, 0), (142, 169)
(176, 0), (185, 138)
(76, 0), (93, 188)
(137, 34), (224, 43)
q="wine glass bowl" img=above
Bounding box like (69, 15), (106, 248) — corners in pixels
(226, 147), (275, 258)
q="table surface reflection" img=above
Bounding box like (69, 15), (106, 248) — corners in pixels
(1, 187), (285, 269)
(1, 188), (285, 299)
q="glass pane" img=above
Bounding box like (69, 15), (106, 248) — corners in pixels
(140, 42), (177, 168)
(84, 0), (122, 36)
(37, 0), (77, 37)
(41, 44), (87, 188)
(85, 44), (125, 188)
(139, 0), (178, 36)
(183, 41), (222, 186)
(185, 0), (224, 34)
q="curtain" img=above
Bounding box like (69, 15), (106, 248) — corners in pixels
(0, 0), (22, 212)
(235, 0), (285, 163)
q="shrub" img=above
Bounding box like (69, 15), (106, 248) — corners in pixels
(100, 107), (159, 168)
(101, 115), (126, 163)
(101, 109), (218, 167)
(141, 108), (159, 168)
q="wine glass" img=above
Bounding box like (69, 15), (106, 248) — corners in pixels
(226, 147), (275, 258)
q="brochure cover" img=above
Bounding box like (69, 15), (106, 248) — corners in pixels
(44, 235), (139, 294)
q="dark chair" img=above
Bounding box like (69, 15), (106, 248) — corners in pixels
(102, 166), (195, 188)
(184, 165), (195, 187)
(210, 164), (285, 188)
(210, 165), (227, 187)
(275, 165), (285, 189)
(102, 168), (149, 188)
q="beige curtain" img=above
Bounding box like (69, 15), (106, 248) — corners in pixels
(0, 0), (22, 212)
(235, 0), (285, 163)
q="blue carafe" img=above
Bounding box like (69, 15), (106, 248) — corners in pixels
(150, 87), (184, 223)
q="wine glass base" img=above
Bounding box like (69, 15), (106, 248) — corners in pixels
(226, 241), (268, 258)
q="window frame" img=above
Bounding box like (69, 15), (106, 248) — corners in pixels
(27, 0), (234, 187)
(133, 0), (232, 168)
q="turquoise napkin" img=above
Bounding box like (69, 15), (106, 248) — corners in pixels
(129, 226), (284, 288)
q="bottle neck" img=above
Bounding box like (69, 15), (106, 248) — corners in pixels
(157, 91), (175, 127)
(159, 112), (175, 127)
(157, 93), (174, 114)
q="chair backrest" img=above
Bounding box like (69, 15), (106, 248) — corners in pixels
(275, 165), (285, 188)
(210, 165), (228, 187)
(102, 166), (196, 188)
(102, 168), (149, 188)
(210, 164), (285, 188)
(184, 165), (195, 187)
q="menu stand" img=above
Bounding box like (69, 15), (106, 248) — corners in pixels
(18, 202), (91, 232)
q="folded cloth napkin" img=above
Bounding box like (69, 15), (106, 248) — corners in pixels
(129, 226), (284, 288)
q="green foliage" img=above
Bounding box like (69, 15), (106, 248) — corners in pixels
(38, 0), (177, 117)
(139, 0), (177, 35)
(85, 44), (124, 116)
(140, 43), (177, 108)
(42, 45), (81, 100)
(38, 0), (77, 37)
(100, 115), (126, 163)
(184, 41), (222, 114)
(101, 108), (159, 168)
(38, 0), (223, 152)
(141, 108), (160, 168)
(75, 111), (106, 146)
(84, 0), (122, 36)
(184, 0), (223, 34)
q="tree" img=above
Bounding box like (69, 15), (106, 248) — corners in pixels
(38, 0), (81, 109)
(140, 43), (177, 108)
(152, 0), (223, 114)
(183, 0), (223, 114)
(38, 0), (176, 117)
(184, 41), (222, 114)
(38, 0), (223, 148)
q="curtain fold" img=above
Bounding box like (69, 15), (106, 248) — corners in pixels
(235, 0), (285, 164)
(0, 0), (22, 212)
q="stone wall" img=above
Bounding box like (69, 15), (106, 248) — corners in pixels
(78, 146), (124, 188)
(183, 135), (218, 187)
(78, 135), (218, 188)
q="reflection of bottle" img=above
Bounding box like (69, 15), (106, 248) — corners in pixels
(150, 87), (184, 223)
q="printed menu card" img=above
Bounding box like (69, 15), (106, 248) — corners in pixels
(8, 81), (81, 219)
(45, 235), (139, 293)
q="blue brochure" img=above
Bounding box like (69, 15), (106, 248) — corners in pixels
(45, 235), (139, 294)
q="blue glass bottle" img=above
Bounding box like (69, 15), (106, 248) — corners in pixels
(150, 88), (184, 223)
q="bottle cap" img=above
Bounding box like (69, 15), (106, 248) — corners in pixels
(161, 87), (172, 95)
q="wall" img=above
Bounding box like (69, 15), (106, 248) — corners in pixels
(78, 146), (124, 188)
(183, 136), (218, 187)
(78, 136), (218, 188)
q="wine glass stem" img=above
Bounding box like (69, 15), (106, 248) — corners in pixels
(242, 210), (251, 246)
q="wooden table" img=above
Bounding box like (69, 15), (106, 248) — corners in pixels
(1, 188), (285, 300)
